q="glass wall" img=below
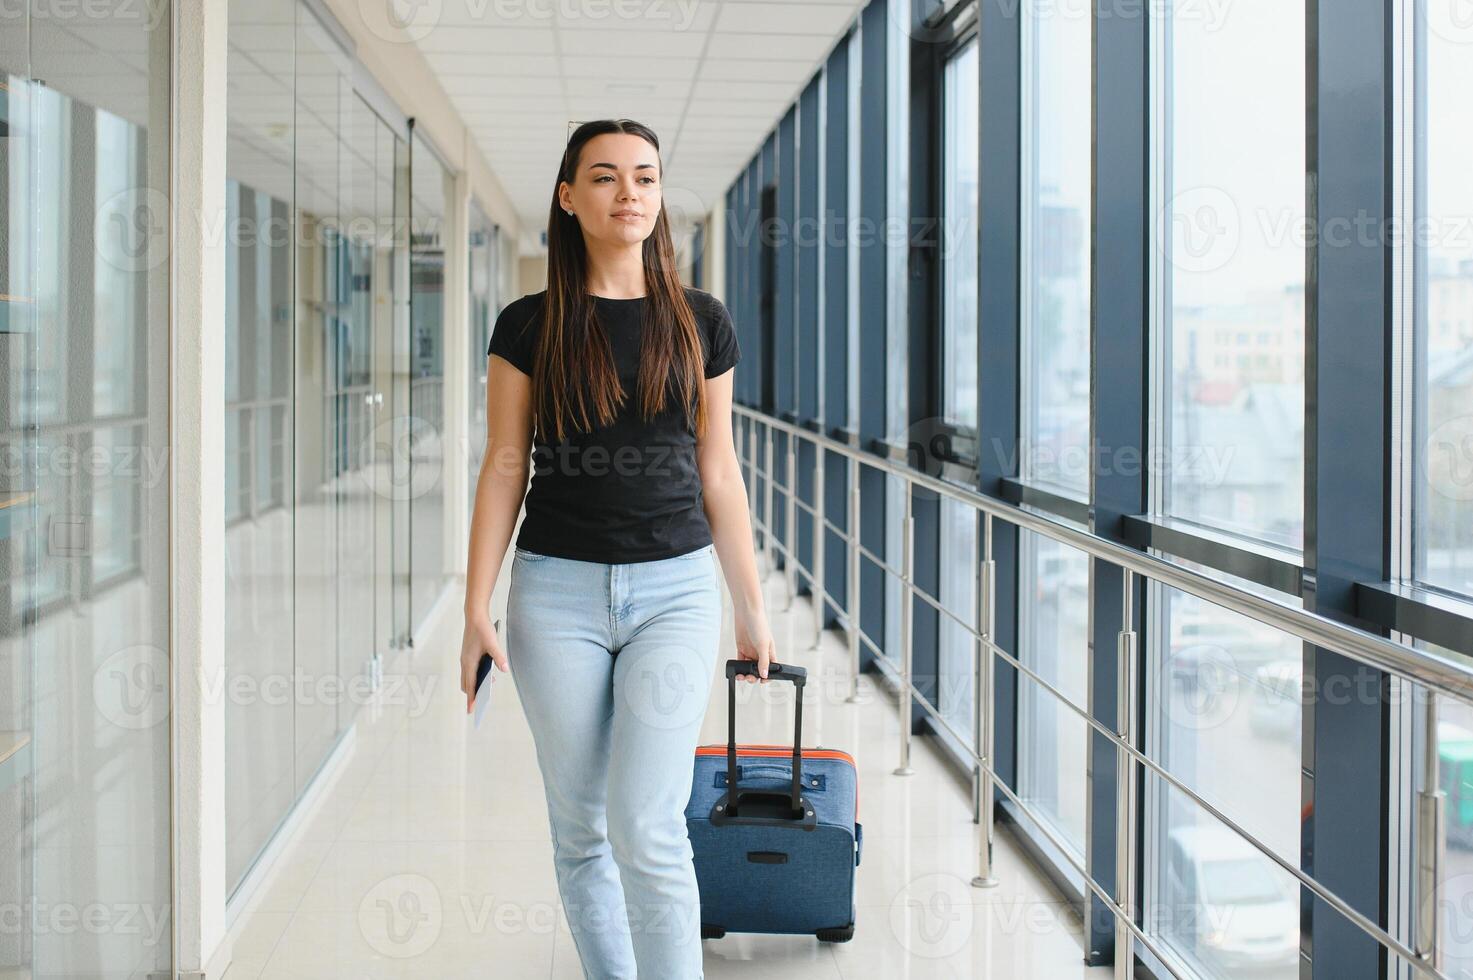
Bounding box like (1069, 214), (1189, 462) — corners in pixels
(936, 34), (981, 761)
(0, 3), (175, 974)
(1021, 2), (1091, 496)
(942, 35), (979, 435)
(290, 0), (349, 805)
(409, 133), (452, 638)
(224, 0), (408, 894)
(1144, 3), (1307, 974)
(1145, 574), (1302, 980)
(1415, 1), (1473, 599)
(223, 0), (297, 892)
(1017, 532), (1090, 860)
(1154, 0), (1305, 551)
(1416, 3), (1473, 972)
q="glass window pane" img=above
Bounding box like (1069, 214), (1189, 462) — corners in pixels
(1430, 643), (1473, 972)
(1018, 532), (1089, 858)
(943, 38), (979, 432)
(1022, 6), (1091, 495)
(1416, 2), (1473, 595)
(1147, 574), (1302, 980)
(3, 6), (176, 971)
(1157, 0), (1306, 550)
(1148, 778), (1300, 980)
(937, 498), (977, 755)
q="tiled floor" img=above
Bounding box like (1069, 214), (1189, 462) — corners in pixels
(220, 555), (1112, 979)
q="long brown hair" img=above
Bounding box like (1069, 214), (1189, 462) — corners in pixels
(533, 118), (707, 444)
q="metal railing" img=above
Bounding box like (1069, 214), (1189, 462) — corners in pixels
(733, 404), (1471, 980)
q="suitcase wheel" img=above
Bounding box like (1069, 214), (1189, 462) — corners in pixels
(700, 924), (726, 940)
(815, 924), (854, 943)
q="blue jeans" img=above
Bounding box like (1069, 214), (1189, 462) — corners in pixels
(506, 543), (722, 980)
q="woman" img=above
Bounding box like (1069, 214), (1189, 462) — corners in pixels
(459, 118), (774, 980)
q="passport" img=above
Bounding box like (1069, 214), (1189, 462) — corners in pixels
(472, 618), (501, 730)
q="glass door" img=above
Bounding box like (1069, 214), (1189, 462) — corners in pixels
(1, 5), (175, 974)
(338, 90), (379, 722)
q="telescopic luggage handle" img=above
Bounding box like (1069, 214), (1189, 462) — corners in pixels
(724, 659), (807, 820)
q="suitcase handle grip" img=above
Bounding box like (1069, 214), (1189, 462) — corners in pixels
(725, 659), (805, 817)
(726, 660), (807, 684)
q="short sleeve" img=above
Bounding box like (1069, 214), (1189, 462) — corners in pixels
(703, 296), (741, 379)
(487, 297), (538, 377)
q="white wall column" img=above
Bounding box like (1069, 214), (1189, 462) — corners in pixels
(706, 204), (727, 301)
(170, 0), (229, 973)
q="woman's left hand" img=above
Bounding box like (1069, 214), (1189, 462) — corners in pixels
(734, 609), (775, 684)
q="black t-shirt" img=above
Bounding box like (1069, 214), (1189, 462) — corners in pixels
(486, 286), (741, 563)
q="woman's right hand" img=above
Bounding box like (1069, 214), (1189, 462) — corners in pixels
(460, 614), (509, 714)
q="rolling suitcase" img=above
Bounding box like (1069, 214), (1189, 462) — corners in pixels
(686, 659), (862, 943)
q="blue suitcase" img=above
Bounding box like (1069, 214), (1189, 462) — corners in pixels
(686, 659), (862, 943)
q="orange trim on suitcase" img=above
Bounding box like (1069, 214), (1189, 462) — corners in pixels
(696, 744), (859, 818)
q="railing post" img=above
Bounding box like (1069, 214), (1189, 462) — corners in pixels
(1115, 569), (1139, 980)
(846, 457), (861, 704)
(784, 436), (797, 611)
(763, 425), (774, 579)
(811, 440), (825, 650)
(1416, 688), (1445, 970)
(894, 479), (915, 776)
(973, 511), (999, 889)
(744, 416), (755, 530)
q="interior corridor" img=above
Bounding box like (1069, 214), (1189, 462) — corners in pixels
(217, 554), (1111, 979)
